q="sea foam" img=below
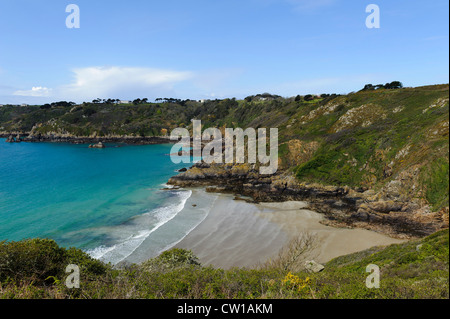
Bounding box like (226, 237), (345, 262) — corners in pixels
(87, 189), (192, 264)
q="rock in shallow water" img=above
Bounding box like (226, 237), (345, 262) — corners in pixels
(89, 141), (106, 149)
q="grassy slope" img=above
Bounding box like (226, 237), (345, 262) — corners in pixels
(291, 86), (448, 188)
(0, 230), (448, 299)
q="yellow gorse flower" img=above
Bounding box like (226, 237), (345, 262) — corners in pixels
(282, 272), (310, 292)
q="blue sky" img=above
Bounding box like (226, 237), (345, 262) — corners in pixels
(0, 0), (448, 104)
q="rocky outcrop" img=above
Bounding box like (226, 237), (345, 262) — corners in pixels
(331, 103), (387, 133)
(279, 140), (319, 169)
(168, 163), (449, 239)
(11, 133), (174, 145)
(89, 141), (106, 149)
(5, 134), (21, 143)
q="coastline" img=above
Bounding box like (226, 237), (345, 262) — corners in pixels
(0, 133), (175, 145)
(174, 188), (405, 269)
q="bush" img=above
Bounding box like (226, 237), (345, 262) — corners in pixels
(139, 248), (201, 273)
(0, 239), (66, 285)
(0, 239), (109, 286)
(158, 248), (201, 267)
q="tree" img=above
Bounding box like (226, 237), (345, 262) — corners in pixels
(304, 94), (314, 101)
(49, 101), (76, 107)
(389, 81), (403, 89)
(244, 96), (253, 103)
(295, 95), (302, 102)
(362, 84), (375, 91)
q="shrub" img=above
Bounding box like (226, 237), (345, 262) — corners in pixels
(139, 248), (201, 273)
(282, 272), (310, 292)
(0, 239), (66, 285)
(0, 239), (109, 286)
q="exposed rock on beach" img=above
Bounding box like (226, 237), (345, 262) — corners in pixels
(168, 162), (449, 239)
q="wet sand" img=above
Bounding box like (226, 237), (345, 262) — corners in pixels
(175, 190), (405, 269)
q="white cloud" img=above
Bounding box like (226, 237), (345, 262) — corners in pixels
(59, 66), (193, 101)
(13, 86), (52, 97)
(8, 66), (238, 103)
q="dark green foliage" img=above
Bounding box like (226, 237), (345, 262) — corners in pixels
(0, 239), (109, 286)
(296, 151), (341, 181)
(362, 81), (403, 91)
(385, 81), (403, 89)
(139, 248), (201, 272)
(51, 101), (76, 108)
(420, 158), (450, 210)
(82, 107), (97, 117)
(157, 248), (200, 267)
(0, 239), (67, 285)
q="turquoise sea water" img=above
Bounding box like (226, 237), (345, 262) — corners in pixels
(0, 139), (204, 264)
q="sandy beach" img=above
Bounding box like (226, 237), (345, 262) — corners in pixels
(175, 189), (406, 269)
